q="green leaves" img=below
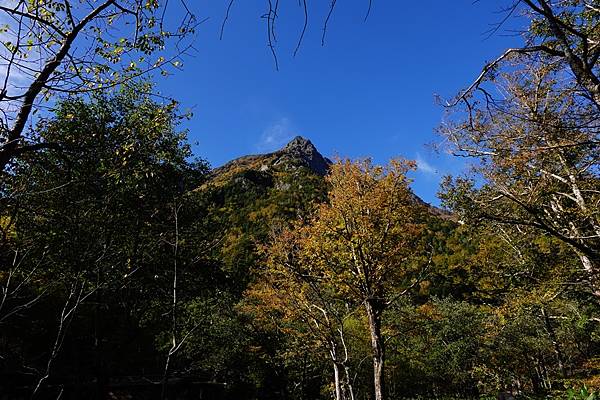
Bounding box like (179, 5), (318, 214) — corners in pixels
(1, 0), (196, 168)
(565, 385), (598, 400)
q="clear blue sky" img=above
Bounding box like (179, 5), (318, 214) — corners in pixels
(157, 1), (524, 205)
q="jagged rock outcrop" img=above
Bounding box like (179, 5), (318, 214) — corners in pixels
(273, 136), (331, 176)
(209, 136), (331, 187)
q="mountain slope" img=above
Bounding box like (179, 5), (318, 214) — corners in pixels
(208, 136), (331, 188)
(204, 135), (449, 217)
(196, 135), (452, 293)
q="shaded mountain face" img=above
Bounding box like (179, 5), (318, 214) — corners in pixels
(277, 136), (331, 176)
(199, 137), (330, 286)
(209, 136), (331, 186)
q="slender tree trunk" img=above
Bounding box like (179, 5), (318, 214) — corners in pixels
(329, 335), (354, 400)
(364, 299), (385, 400)
(162, 203), (181, 400)
(333, 362), (342, 400)
(338, 325), (355, 400)
(343, 363), (355, 400)
(577, 253), (600, 299)
(541, 307), (565, 377)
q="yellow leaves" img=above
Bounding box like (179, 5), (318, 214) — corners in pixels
(144, 0), (159, 10)
(417, 302), (443, 320)
(154, 56), (165, 67)
(419, 280), (431, 296)
(264, 157), (430, 310)
(0, 215), (15, 241)
(244, 157), (433, 367)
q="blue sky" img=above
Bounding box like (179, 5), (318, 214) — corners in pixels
(157, 1), (524, 205)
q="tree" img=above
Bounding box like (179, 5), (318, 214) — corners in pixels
(454, 0), (600, 109)
(441, 61), (600, 298)
(253, 224), (359, 400)
(0, 0), (196, 174)
(384, 298), (487, 398)
(0, 84), (208, 396)
(270, 158), (430, 400)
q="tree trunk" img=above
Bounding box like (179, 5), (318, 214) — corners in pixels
(541, 307), (565, 377)
(578, 253), (600, 299)
(329, 338), (354, 400)
(333, 362), (342, 400)
(343, 362), (355, 400)
(365, 299), (385, 400)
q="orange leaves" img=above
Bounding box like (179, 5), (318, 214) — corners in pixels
(265, 157), (429, 307)
(247, 158), (431, 344)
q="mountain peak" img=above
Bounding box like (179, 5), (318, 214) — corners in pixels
(283, 136), (313, 151)
(276, 136), (330, 175)
(209, 136), (331, 186)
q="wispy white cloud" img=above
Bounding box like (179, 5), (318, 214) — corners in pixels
(256, 117), (296, 152)
(415, 153), (437, 175)
(0, 63), (30, 86)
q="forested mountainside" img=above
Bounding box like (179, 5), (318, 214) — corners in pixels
(1, 89), (599, 400)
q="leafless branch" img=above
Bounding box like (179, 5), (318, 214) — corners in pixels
(293, 0), (308, 57)
(321, 0), (337, 46)
(219, 0), (235, 40)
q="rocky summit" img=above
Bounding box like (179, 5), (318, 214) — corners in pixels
(274, 136), (331, 176)
(209, 136), (331, 187)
